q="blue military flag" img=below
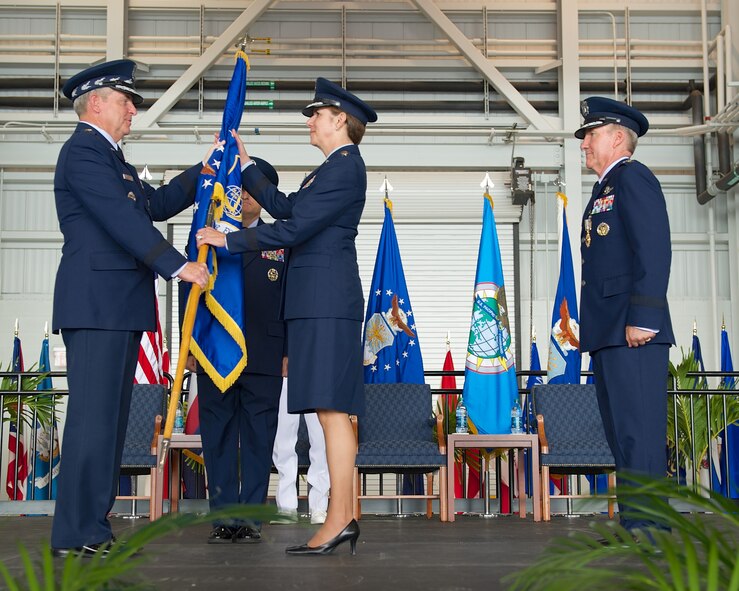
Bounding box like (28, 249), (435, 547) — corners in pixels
(362, 198), (425, 383)
(462, 192), (518, 434)
(28, 335), (60, 500)
(547, 192), (581, 384)
(691, 326), (708, 390)
(188, 51), (249, 392)
(526, 337), (543, 430)
(715, 325), (739, 498)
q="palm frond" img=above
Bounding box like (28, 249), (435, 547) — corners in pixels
(506, 476), (739, 591)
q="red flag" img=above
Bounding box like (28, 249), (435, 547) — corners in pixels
(7, 335), (29, 500)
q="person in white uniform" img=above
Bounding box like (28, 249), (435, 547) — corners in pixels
(271, 378), (330, 525)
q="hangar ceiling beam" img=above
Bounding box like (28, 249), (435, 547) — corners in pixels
(132, 0), (274, 130)
(410, 0), (555, 131)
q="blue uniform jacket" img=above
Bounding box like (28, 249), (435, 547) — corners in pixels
(53, 122), (201, 333)
(240, 219), (287, 376)
(579, 159), (675, 352)
(227, 144), (366, 321)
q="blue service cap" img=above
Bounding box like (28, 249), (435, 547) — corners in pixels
(302, 77), (377, 125)
(62, 59), (144, 106)
(251, 156), (279, 186)
(574, 96), (649, 139)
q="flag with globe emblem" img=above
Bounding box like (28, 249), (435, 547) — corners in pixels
(186, 51), (249, 392)
(362, 198), (424, 383)
(462, 192), (518, 434)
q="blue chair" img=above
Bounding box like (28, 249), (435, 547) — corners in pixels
(352, 383), (448, 521)
(531, 383), (616, 521)
(118, 383), (167, 520)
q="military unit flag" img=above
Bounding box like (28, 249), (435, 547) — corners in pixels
(362, 198), (425, 383)
(6, 333), (28, 500)
(462, 192), (517, 434)
(547, 193), (581, 384)
(188, 51), (249, 392)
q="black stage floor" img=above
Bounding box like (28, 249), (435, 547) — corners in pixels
(0, 512), (605, 590)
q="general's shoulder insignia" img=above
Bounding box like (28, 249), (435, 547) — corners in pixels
(84, 128), (94, 133)
(340, 150), (349, 156)
(127, 192), (136, 201)
(261, 249), (284, 262)
(122, 173), (133, 181)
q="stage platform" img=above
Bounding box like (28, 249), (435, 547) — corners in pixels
(0, 512), (607, 590)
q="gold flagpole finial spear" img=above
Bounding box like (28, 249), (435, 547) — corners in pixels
(14, 318), (19, 337)
(531, 325), (537, 343)
(722, 315), (726, 331)
(380, 175), (393, 212)
(445, 331), (451, 351)
(44, 321), (49, 339)
(693, 319), (698, 336)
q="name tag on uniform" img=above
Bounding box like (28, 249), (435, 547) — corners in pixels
(261, 249), (284, 262)
(591, 195), (614, 214)
(122, 173), (134, 181)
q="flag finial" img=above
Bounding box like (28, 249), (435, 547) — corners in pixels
(722, 315), (726, 331)
(44, 321), (48, 339)
(531, 325), (537, 343)
(14, 318), (19, 337)
(693, 319), (698, 335)
(479, 173), (494, 193)
(445, 331), (451, 350)
(379, 176), (393, 213)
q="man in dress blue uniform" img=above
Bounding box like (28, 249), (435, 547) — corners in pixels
(576, 97), (675, 542)
(51, 59), (211, 557)
(195, 158), (287, 544)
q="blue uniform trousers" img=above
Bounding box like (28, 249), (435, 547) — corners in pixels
(591, 343), (670, 530)
(197, 372), (281, 526)
(51, 329), (141, 549)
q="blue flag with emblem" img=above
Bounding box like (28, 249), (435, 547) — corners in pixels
(362, 198), (425, 383)
(547, 193), (581, 384)
(28, 335), (60, 500)
(187, 51), (249, 392)
(462, 192), (517, 435)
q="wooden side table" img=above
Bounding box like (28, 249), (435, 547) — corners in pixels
(446, 433), (541, 522)
(156, 433), (202, 517)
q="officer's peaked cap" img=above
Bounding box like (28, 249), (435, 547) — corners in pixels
(62, 59), (144, 106)
(302, 77), (377, 125)
(575, 96), (649, 139)
(251, 157), (279, 187)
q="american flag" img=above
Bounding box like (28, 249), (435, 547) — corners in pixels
(7, 333), (28, 500)
(135, 283), (169, 386)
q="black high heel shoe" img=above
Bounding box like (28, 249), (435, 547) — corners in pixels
(285, 519), (360, 556)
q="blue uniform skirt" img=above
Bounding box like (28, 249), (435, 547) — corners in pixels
(286, 318), (365, 416)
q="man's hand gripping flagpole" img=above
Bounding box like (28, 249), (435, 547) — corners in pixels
(158, 198), (218, 469)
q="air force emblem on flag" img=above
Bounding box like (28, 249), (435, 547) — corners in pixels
(363, 294), (415, 366)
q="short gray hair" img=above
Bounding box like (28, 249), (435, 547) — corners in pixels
(614, 124), (638, 153)
(72, 87), (113, 117)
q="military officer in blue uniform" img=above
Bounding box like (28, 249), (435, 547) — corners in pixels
(197, 77), (377, 556)
(51, 59), (211, 557)
(576, 97), (675, 541)
(195, 157), (287, 544)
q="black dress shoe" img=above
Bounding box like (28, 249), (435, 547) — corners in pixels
(285, 519), (360, 556)
(207, 525), (237, 544)
(233, 526), (261, 544)
(52, 542), (112, 558)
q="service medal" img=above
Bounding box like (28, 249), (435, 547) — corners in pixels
(267, 268), (279, 282)
(584, 217), (592, 247)
(597, 222), (609, 236)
